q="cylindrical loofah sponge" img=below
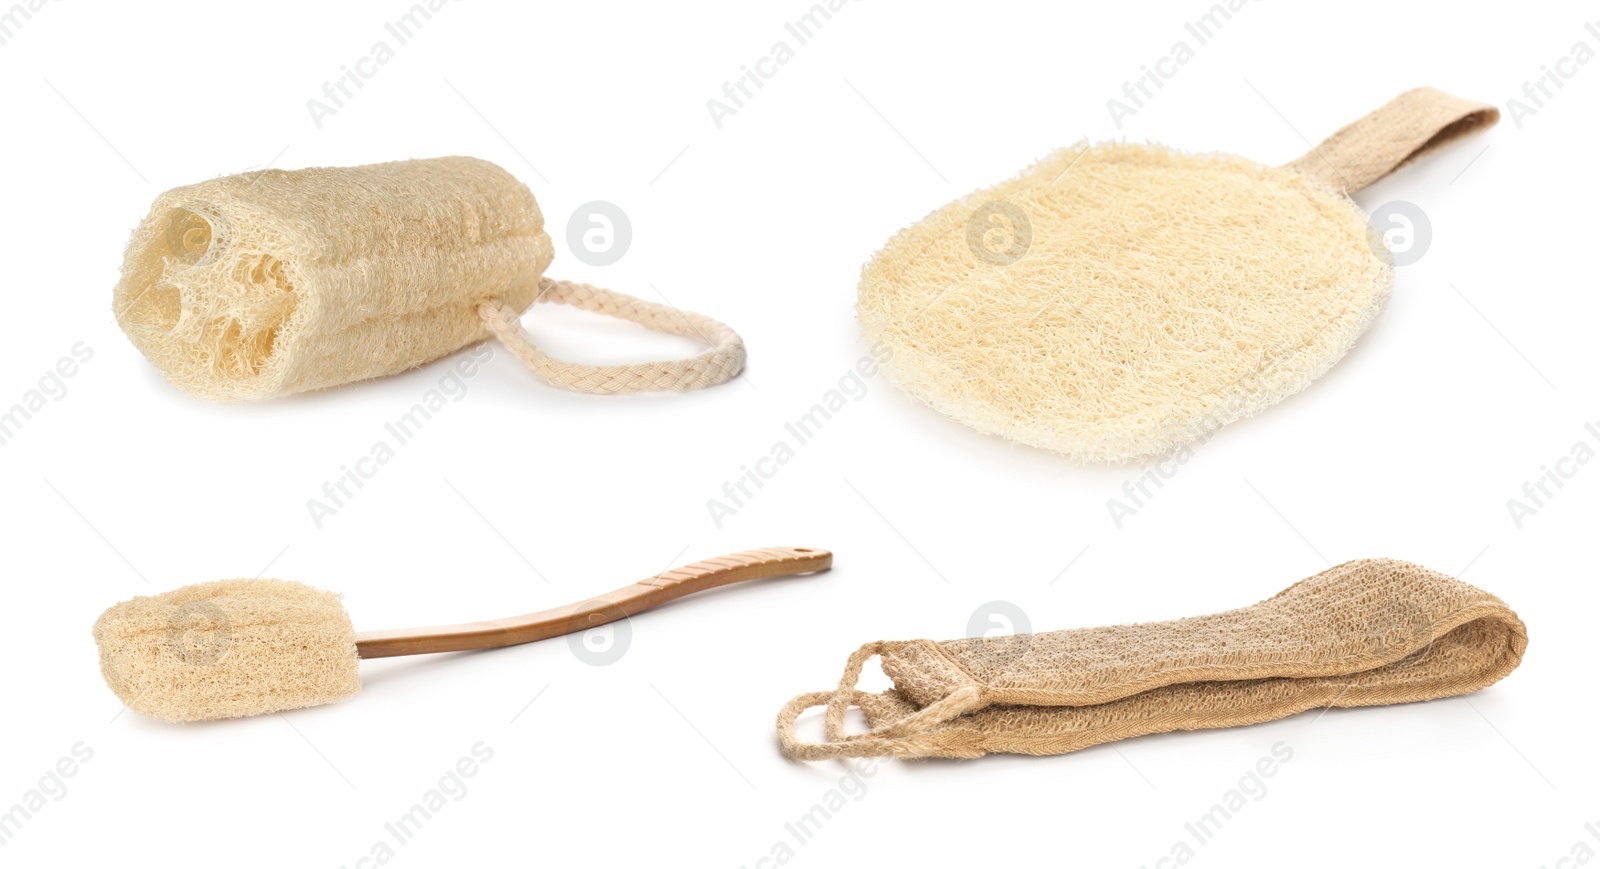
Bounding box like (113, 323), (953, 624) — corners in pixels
(114, 156), (554, 401)
(115, 156), (749, 399)
(92, 579), (360, 722)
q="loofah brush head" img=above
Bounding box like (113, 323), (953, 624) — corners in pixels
(858, 142), (1391, 463)
(92, 579), (360, 723)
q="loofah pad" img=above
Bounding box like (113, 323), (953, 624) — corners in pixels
(857, 88), (1497, 462)
(778, 559), (1527, 760)
(114, 156), (553, 401)
(861, 144), (1390, 462)
(92, 579), (360, 722)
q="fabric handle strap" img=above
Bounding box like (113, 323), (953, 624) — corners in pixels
(1281, 86), (1498, 195)
(478, 278), (745, 394)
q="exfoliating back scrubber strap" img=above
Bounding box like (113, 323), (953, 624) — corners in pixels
(479, 278), (746, 395)
(777, 559), (1527, 760)
(1282, 86), (1499, 194)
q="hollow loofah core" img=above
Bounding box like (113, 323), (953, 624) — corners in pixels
(858, 142), (1391, 463)
(114, 156), (554, 401)
(92, 579), (361, 722)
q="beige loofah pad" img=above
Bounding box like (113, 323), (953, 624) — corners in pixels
(92, 579), (360, 722)
(114, 156), (744, 400)
(857, 88), (1497, 462)
(778, 559), (1527, 760)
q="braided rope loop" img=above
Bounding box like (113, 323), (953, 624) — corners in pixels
(478, 279), (745, 394)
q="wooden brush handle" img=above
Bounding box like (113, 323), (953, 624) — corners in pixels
(353, 546), (832, 659)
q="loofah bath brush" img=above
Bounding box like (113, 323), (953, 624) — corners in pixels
(778, 559), (1526, 760)
(114, 156), (744, 400)
(93, 547), (830, 722)
(857, 88), (1498, 462)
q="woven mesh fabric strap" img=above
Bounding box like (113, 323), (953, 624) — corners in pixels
(478, 278), (745, 394)
(777, 559), (1528, 761)
(1282, 86), (1499, 195)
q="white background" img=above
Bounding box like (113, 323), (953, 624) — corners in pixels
(1, 1), (1595, 866)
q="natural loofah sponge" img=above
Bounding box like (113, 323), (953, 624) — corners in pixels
(857, 88), (1497, 462)
(113, 156), (745, 399)
(92, 579), (360, 723)
(779, 558), (1527, 760)
(114, 156), (553, 401)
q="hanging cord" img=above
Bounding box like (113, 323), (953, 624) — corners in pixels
(478, 278), (745, 394)
(777, 641), (987, 761)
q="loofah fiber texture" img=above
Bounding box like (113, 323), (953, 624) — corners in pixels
(778, 559), (1527, 760)
(857, 88), (1497, 463)
(93, 579), (360, 723)
(113, 156), (745, 399)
